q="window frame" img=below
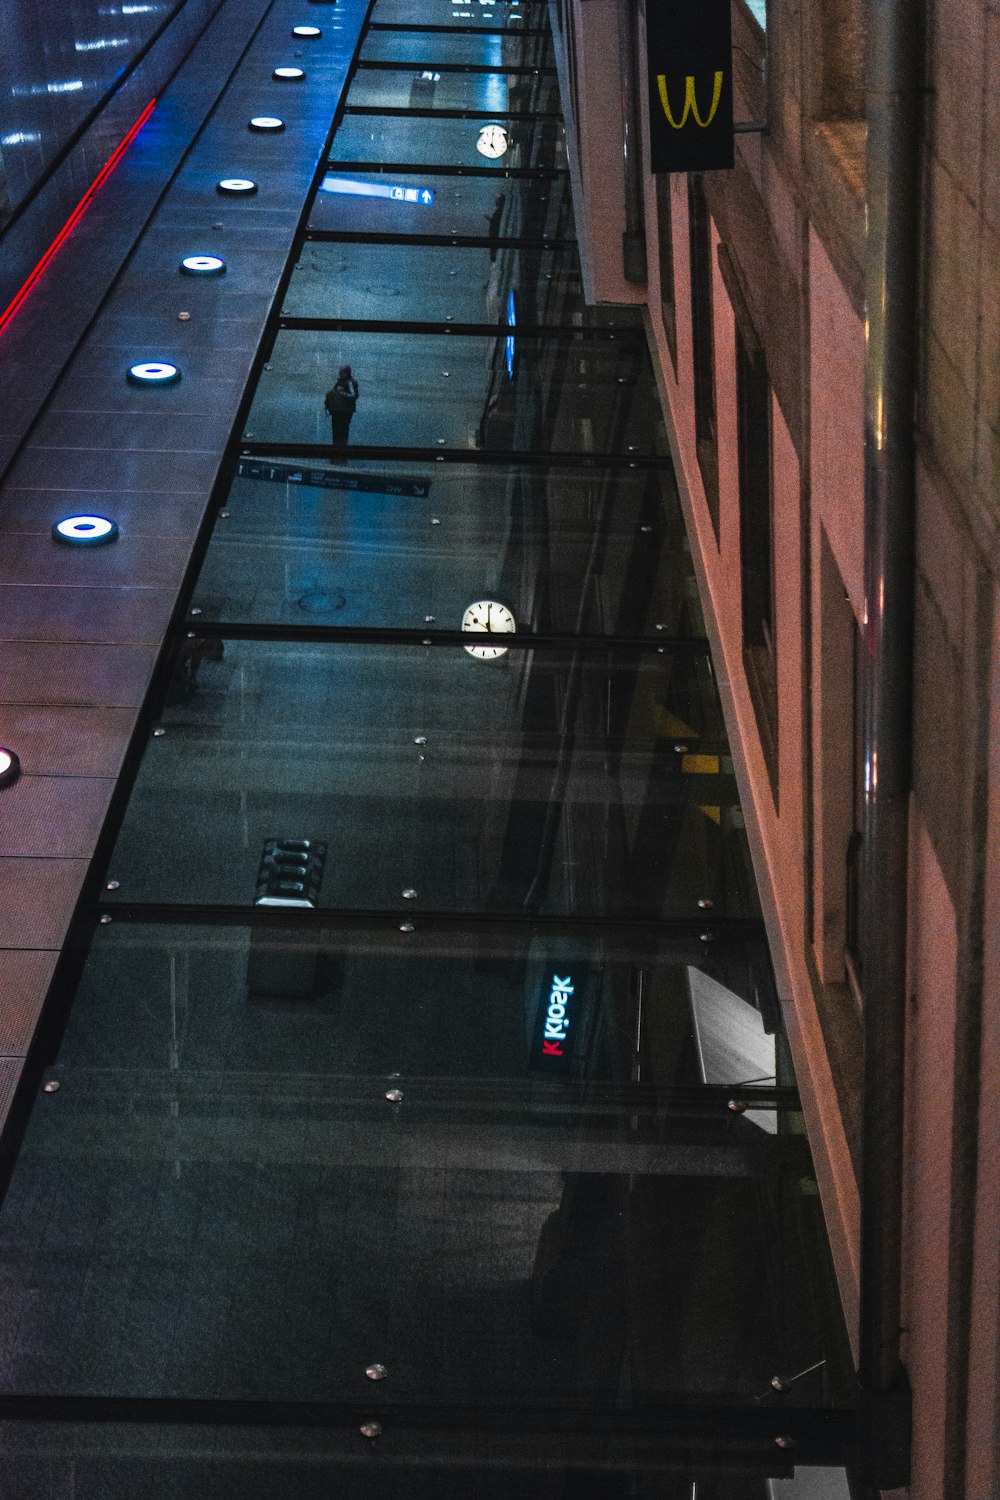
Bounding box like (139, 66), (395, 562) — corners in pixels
(688, 174), (720, 540)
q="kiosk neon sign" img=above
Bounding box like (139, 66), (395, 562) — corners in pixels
(531, 967), (588, 1075)
(541, 974), (574, 1056)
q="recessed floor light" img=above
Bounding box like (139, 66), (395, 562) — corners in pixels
(52, 514), (120, 546)
(0, 749), (21, 789)
(180, 254), (226, 275)
(217, 177), (258, 195)
(272, 66), (306, 80)
(127, 361), (181, 385)
(249, 115), (285, 132)
(292, 25), (321, 36)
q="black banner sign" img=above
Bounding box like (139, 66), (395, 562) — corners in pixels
(646, 0), (734, 174)
(237, 459), (430, 498)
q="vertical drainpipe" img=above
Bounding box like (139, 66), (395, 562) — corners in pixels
(618, 0), (647, 283)
(858, 0), (921, 1480)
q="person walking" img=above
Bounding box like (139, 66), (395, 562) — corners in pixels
(325, 364), (359, 447)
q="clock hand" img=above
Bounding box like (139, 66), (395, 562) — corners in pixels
(487, 603), (493, 632)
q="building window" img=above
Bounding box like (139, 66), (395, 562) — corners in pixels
(846, 611), (865, 978)
(736, 324), (778, 798)
(688, 175), (719, 538)
(656, 175), (677, 373)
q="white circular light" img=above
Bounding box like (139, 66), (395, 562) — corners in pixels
(217, 177), (258, 195)
(128, 361), (181, 385)
(0, 748), (20, 790)
(180, 254), (226, 275)
(292, 25), (321, 36)
(52, 514), (119, 546)
(273, 66), (306, 80)
(249, 115), (285, 132)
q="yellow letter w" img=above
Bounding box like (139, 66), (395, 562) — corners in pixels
(657, 71), (724, 128)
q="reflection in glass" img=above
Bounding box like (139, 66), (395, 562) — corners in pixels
(195, 460), (702, 639)
(285, 242), (629, 326)
(371, 0), (551, 28)
(359, 28), (554, 65)
(245, 330), (666, 454)
(346, 68), (559, 114)
(105, 642), (750, 917)
(0, 919), (853, 1412)
(0, 1429), (855, 1497)
(330, 113), (567, 170)
(0, 1428), (855, 1498)
(55, 922), (780, 1082)
(311, 169), (573, 240)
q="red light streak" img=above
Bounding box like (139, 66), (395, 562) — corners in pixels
(0, 98), (156, 337)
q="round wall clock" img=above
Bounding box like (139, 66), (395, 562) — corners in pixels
(476, 123), (509, 159)
(461, 599), (516, 659)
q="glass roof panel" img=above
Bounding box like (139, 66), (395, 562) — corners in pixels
(0, 0), (857, 1474)
(244, 330), (666, 455)
(0, 916), (850, 1413)
(102, 641), (753, 919)
(369, 0), (552, 35)
(0, 1421), (855, 1494)
(309, 169), (573, 240)
(346, 67), (559, 113)
(194, 458), (700, 637)
(361, 28), (550, 65)
(283, 242), (597, 325)
(330, 112), (567, 170)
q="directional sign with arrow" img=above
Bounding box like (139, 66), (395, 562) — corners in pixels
(320, 175), (435, 206)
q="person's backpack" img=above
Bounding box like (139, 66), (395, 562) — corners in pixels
(325, 385), (356, 416)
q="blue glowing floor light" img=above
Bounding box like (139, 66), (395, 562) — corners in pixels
(216, 177), (258, 196)
(180, 254), (226, 275)
(128, 361), (181, 385)
(52, 514), (119, 545)
(0, 748), (20, 790)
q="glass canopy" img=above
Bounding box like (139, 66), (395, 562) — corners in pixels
(0, 0), (856, 1488)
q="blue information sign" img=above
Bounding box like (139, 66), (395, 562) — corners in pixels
(320, 175), (434, 206)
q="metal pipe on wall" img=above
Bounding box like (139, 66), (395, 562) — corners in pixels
(858, 0), (922, 1473)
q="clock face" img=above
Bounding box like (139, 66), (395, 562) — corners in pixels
(461, 599), (516, 659)
(476, 123), (509, 159)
